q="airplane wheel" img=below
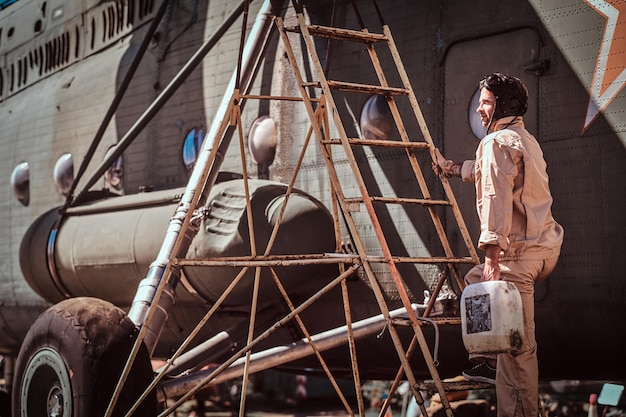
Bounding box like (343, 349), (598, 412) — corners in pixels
(12, 297), (156, 417)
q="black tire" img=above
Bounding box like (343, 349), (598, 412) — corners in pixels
(12, 297), (157, 417)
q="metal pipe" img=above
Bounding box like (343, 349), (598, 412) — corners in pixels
(159, 331), (234, 377)
(156, 304), (419, 402)
(127, 0), (275, 346)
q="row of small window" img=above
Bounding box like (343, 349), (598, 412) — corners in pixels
(10, 114), (280, 207)
(10, 153), (90, 206)
(11, 94), (484, 207)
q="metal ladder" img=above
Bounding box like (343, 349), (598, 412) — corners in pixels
(274, 2), (480, 416)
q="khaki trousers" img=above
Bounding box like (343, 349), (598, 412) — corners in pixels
(465, 255), (558, 417)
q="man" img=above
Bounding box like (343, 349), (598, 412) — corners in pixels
(433, 73), (564, 417)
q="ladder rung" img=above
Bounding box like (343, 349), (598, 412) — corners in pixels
(371, 196), (452, 206)
(285, 24), (387, 43)
(303, 80), (408, 95)
(416, 380), (494, 395)
(344, 196), (452, 207)
(355, 255), (477, 265)
(390, 256), (477, 265)
(391, 317), (461, 327)
(429, 317), (462, 325)
(323, 138), (430, 149)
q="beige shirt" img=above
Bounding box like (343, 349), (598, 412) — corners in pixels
(460, 116), (563, 261)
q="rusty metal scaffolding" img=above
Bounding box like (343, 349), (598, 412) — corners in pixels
(107, 1), (482, 416)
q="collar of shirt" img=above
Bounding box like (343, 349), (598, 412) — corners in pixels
(489, 116), (524, 133)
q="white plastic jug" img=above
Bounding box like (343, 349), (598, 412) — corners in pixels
(460, 281), (524, 354)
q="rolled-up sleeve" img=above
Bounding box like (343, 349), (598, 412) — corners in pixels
(476, 137), (518, 251)
(461, 160), (475, 182)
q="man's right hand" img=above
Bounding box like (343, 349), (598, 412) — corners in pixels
(432, 148), (455, 177)
(481, 244), (501, 281)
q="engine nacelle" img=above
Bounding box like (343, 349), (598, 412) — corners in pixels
(20, 179), (337, 307)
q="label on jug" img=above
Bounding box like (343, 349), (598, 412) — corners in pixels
(464, 293), (492, 334)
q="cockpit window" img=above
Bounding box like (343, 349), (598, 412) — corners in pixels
(360, 94), (394, 139)
(11, 161), (29, 206)
(469, 88), (485, 139)
(53, 153), (73, 196)
(248, 116), (276, 165)
(182, 128), (205, 174)
(104, 145), (123, 191)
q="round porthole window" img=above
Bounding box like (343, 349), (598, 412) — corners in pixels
(53, 153), (74, 196)
(248, 116), (276, 165)
(468, 88), (485, 139)
(11, 161), (30, 206)
(182, 128), (205, 174)
(360, 94), (394, 140)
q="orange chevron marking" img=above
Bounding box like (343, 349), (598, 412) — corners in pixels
(584, 0), (626, 132)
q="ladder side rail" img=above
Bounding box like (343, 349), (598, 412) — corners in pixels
(234, 102), (262, 417)
(364, 42), (462, 268)
(126, 0), (276, 338)
(382, 24), (480, 268)
(341, 274), (366, 417)
(117, 93), (242, 417)
(322, 93), (368, 416)
(291, 14), (455, 417)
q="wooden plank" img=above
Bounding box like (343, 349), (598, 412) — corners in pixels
(302, 80), (407, 95)
(285, 24), (386, 43)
